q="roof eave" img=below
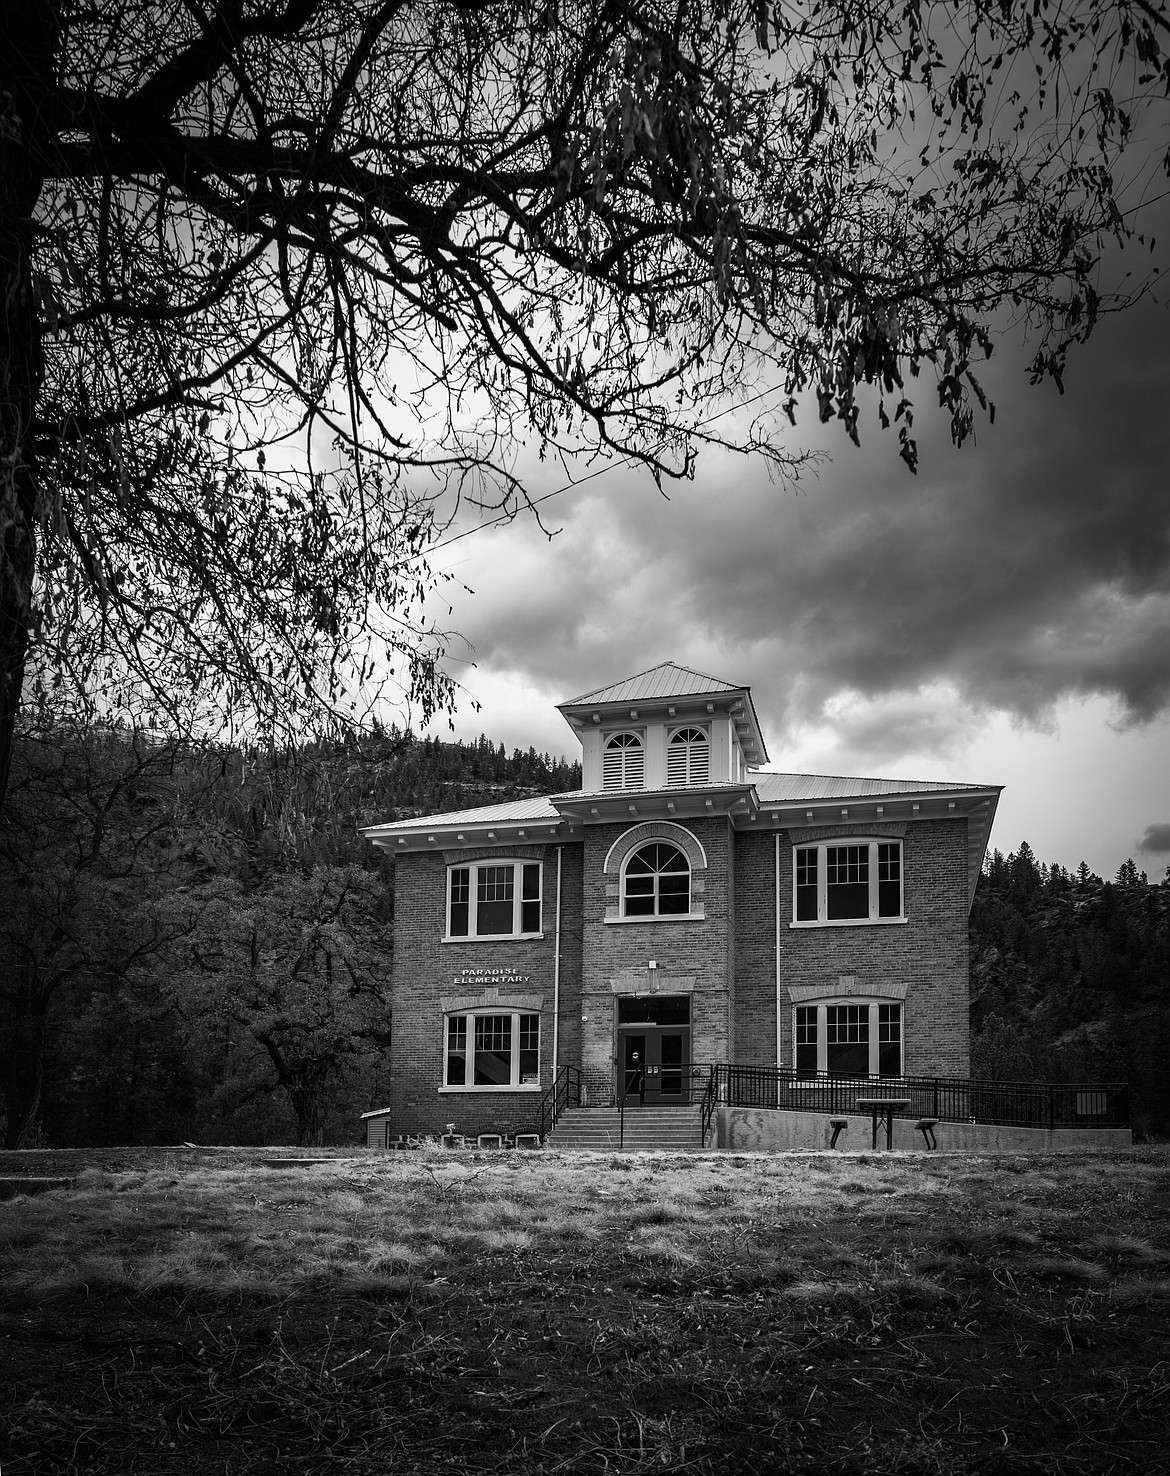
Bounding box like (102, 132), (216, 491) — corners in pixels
(558, 684), (770, 766)
(365, 813), (582, 854)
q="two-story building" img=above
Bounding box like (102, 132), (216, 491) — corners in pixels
(362, 662), (1001, 1144)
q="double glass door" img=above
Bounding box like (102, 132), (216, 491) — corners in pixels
(616, 995), (691, 1105)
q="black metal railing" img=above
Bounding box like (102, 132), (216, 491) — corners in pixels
(616, 1063), (716, 1147)
(699, 1065), (720, 1145)
(704, 1064), (1129, 1130)
(534, 1065), (582, 1140)
(616, 1060), (713, 1109)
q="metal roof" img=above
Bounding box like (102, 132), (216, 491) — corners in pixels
(362, 794), (562, 834)
(559, 662), (745, 706)
(364, 770), (993, 836)
(750, 771), (985, 802)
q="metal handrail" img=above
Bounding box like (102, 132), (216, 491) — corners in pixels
(618, 1062), (716, 1148)
(705, 1064), (1129, 1130)
(534, 1065), (581, 1141)
(699, 1064), (719, 1145)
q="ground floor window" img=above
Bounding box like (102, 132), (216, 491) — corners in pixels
(443, 1011), (540, 1089)
(794, 1002), (902, 1077)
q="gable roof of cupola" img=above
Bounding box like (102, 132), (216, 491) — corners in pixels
(559, 661), (743, 706)
(557, 660), (769, 766)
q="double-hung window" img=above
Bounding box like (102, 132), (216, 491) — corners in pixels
(447, 860), (541, 939)
(444, 1011), (540, 1089)
(793, 839), (903, 924)
(795, 1002), (902, 1077)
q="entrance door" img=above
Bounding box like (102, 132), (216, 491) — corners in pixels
(621, 1033), (647, 1105)
(616, 995), (692, 1105)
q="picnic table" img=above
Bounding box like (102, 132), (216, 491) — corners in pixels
(855, 1096), (912, 1150)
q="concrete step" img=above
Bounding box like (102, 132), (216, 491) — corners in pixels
(549, 1106), (703, 1151)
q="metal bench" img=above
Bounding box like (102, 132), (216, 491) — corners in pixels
(915, 1117), (939, 1150)
(829, 1117), (849, 1149)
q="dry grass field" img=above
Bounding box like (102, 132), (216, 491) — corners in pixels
(1, 1146), (1168, 1474)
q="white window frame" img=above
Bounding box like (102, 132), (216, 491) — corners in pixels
(602, 731), (645, 790)
(620, 840), (693, 919)
(666, 726), (709, 786)
(444, 859), (542, 941)
(440, 1010), (542, 1092)
(790, 838), (905, 927)
(793, 1001), (903, 1078)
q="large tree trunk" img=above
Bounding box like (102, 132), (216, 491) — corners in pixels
(0, 3), (57, 814)
(289, 1060), (331, 1147)
(3, 1002), (47, 1149)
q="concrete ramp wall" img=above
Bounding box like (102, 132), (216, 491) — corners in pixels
(715, 1106), (1132, 1153)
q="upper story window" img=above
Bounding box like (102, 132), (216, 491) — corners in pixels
(447, 860), (541, 939)
(793, 840), (903, 925)
(623, 841), (691, 917)
(603, 731), (644, 790)
(667, 727), (709, 786)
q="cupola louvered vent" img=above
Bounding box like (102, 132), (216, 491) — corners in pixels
(603, 732), (644, 789)
(667, 728), (709, 786)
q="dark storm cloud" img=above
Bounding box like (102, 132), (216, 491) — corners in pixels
(444, 270), (1170, 762)
(1136, 823), (1170, 854)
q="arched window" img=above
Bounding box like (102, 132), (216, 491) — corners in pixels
(603, 731), (644, 790)
(667, 727), (709, 785)
(623, 842), (691, 916)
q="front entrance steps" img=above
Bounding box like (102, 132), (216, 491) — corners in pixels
(548, 1105), (704, 1152)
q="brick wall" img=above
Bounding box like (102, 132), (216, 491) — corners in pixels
(577, 817), (735, 1099)
(387, 844), (582, 1139)
(380, 814), (972, 1136)
(732, 829), (778, 1064)
(773, 818), (970, 1076)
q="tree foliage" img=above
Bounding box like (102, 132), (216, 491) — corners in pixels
(0, 721), (578, 1146)
(3, 0), (1169, 803)
(0, 725), (199, 1146)
(971, 847), (1170, 1133)
(163, 868), (392, 1146)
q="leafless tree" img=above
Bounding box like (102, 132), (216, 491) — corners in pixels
(3, 0), (1167, 806)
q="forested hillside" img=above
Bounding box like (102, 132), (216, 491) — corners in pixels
(970, 844), (1170, 1135)
(0, 726), (579, 1149)
(4, 729), (1168, 1146)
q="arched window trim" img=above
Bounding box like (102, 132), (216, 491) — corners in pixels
(603, 821), (708, 874)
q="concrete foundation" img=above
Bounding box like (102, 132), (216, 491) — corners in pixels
(714, 1106), (1133, 1153)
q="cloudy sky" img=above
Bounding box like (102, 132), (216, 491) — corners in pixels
(415, 216), (1170, 884)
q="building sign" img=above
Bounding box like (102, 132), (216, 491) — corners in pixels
(453, 966), (533, 986)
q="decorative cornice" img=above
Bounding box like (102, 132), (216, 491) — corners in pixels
(440, 992), (545, 1012)
(440, 844), (549, 864)
(609, 969), (695, 994)
(781, 822), (908, 843)
(786, 979), (910, 1003)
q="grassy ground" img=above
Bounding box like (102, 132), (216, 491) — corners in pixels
(1, 1146), (1168, 1474)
